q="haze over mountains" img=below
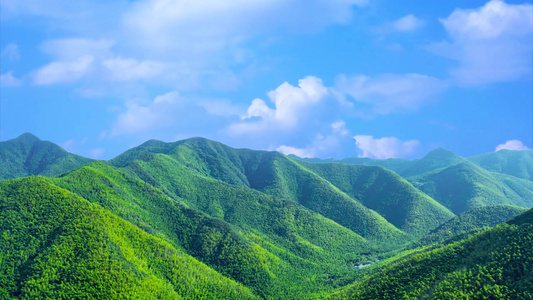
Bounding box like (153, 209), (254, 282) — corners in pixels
(1, 133), (532, 299)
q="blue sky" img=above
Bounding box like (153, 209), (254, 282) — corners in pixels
(1, 0), (532, 160)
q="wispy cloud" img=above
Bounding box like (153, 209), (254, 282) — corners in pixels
(336, 73), (448, 114)
(1, 43), (21, 61)
(376, 14), (425, 34)
(0, 72), (22, 87)
(430, 0), (533, 85)
(33, 56), (94, 85)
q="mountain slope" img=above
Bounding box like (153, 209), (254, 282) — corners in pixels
(412, 205), (527, 247)
(50, 160), (378, 299)
(0, 177), (257, 300)
(468, 149), (533, 181)
(409, 162), (533, 214)
(292, 161), (455, 237)
(110, 138), (407, 243)
(0, 133), (91, 180)
(326, 209), (533, 299)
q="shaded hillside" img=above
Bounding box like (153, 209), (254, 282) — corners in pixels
(0, 177), (257, 300)
(110, 138), (408, 244)
(293, 161), (454, 237)
(508, 207), (533, 226)
(409, 162), (533, 214)
(0, 133), (91, 180)
(326, 210), (533, 300)
(412, 205), (527, 247)
(469, 149), (533, 181)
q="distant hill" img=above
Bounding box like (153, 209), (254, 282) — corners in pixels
(409, 162), (533, 214)
(469, 149), (533, 181)
(295, 147), (533, 181)
(294, 161), (454, 237)
(295, 148), (533, 214)
(0, 133), (91, 180)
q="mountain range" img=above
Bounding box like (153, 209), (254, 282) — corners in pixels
(1, 133), (532, 299)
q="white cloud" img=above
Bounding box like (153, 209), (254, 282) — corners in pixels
(103, 58), (166, 81)
(10, 1), (369, 90)
(121, 0), (367, 67)
(336, 73), (448, 114)
(110, 91), (237, 137)
(33, 56), (94, 85)
(432, 0), (533, 85)
(495, 140), (531, 151)
(354, 135), (420, 159)
(229, 76), (336, 135)
(375, 14), (424, 35)
(277, 121), (352, 158)
(41, 38), (114, 60)
(392, 14), (424, 32)
(0, 72), (22, 87)
(277, 145), (316, 158)
(1, 43), (21, 61)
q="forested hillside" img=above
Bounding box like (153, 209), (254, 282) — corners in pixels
(326, 209), (533, 299)
(0, 133), (91, 180)
(0, 177), (256, 299)
(0, 134), (531, 299)
(296, 148), (533, 215)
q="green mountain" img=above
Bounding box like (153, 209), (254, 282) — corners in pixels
(399, 147), (466, 177)
(412, 205), (527, 247)
(326, 208), (533, 300)
(469, 149), (533, 181)
(110, 138), (406, 241)
(2, 134), (532, 299)
(409, 162), (533, 214)
(0, 177), (257, 300)
(49, 160), (375, 298)
(0, 133), (92, 180)
(296, 148), (533, 215)
(294, 161), (454, 237)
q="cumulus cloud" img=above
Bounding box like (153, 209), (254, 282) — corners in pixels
(33, 56), (94, 85)
(495, 140), (531, 151)
(336, 73), (448, 114)
(229, 76), (339, 134)
(354, 135), (420, 159)
(431, 0), (533, 85)
(276, 121), (352, 158)
(0, 72), (22, 87)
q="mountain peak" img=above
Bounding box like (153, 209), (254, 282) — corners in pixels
(423, 148), (458, 160)
(14, 132), (41, 143)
